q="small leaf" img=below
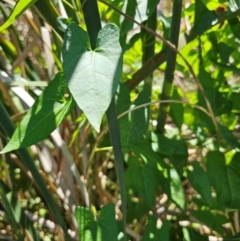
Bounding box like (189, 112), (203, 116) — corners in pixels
(170, 88), (183, 129)
(188, 0), (218, 39)
(143, 216), (171, 241)
(206, 151), (240, 209)
(169, 168), (185, 210)
(98, 203), (118, 241)
(192, 210), (228, 235)
(126, 156), (159, 207)
(155, 220), (171, 241)
(0, 184), (24, 240)
(75, 203), (117, 241)
(131, 139), (168, 168)
(117, 86), (149, 153)
(0, 73), (74, 153)
(152, 133), (188, 156)
(62, 23), (123, 132)
(187, 162), (212, 207)
(218, 124), (240, 149)
(75, 206), (96, 241)
(187, 228), (208, 241)
(228, 92), (240, 112)
(0, 0), (37, 32)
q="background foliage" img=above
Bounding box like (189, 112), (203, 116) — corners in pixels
(0, 0), (240, 240)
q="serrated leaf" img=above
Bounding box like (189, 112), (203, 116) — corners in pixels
(0, 73), (74, 153)
(188, 162), (212, 207)
(206, 151), (240, 209)
(62, 23), (123, 132)
(0, 0), (37, 32)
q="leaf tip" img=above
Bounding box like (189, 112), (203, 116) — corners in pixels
(0, 146), (11, 154)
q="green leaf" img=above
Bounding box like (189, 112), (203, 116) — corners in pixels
(152, 133), (188, 156)
(206, 151), (240, 209)
(187, 228), (208, 241)
(198, 71), (232, 117)
(155, 220), (171, 241)
(126, 156), (159, 207)
(218, 124), (240, 149)
(121, 0), (159, 29)
(0, 103), (73, 240)
(0, 73), (74, 153)
(188, 0), (218, 39)
(120, 0), (159, 45)
(191, 209), (228, 235)
(117, 87), (149, 153)
(131, 139), (168, 168)
(75, 203), (117, 241)
(0, 183), (23, 240)
(98, 203), (118, 241)
(187, 162), (212, 207)
(0, 0), (37, 32)
(169, 155), (187, 175)
(143, 216), (171, 241)
(75, 206), (96, 241)
(62, 23), (123, 132)
(142, 215), (157, 241)
(229, 91), (240, 112)
(169, 168), (186, 210)
(223, 231), (240, 241)
(170, 88), (183, 129)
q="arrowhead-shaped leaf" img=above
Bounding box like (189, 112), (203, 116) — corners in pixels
(0, 73), (74, 153)
(62, 23), (123, 132)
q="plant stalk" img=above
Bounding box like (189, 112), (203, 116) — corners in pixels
(80, 0), (126, 236)
(156, 0), (183, 133)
